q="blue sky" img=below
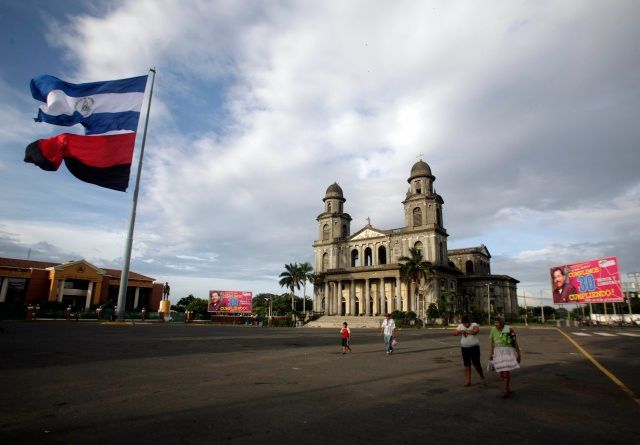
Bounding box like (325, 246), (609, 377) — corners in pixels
(1, 0), (639, 306)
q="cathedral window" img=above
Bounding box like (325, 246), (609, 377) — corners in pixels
(327, 202), (332, 212)
(351, 249), (360, 267)
(342, 224), (347, 238)
(413, 241), (424, 260)
(437, 207), (442, 226)
(322, 224), (329, 240)
(322, 253), (329, 271)
(412, 207), (422, 226)
(378, 246), (387, 265)
(465, 260), (474, 274)
(364, 247), (373, 266)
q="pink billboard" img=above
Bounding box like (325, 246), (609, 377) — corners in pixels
(550, 256), (623, 304)
(208, 290), (253, 313)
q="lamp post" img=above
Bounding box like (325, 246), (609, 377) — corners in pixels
(264, 297), (272, 327)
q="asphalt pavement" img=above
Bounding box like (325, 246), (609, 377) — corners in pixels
(0, 321), (638, 444)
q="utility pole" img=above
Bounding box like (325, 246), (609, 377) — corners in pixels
(486, 283), (490, 323)
(522, 289), (528, 327)
(628, 273), (639, 320)
(539, 290), (545, 323)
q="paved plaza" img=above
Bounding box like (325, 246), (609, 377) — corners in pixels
(1, 322), (638, 444)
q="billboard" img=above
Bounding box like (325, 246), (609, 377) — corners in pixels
(550, 256), (623, 304)
(208, 290), (253, 313)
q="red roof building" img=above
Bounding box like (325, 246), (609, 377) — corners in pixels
(0, 257), (163, 310)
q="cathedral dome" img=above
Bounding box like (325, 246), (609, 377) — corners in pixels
(408, 159), (434, 182)
(324, 182), (344, 200)
(411, 160), (431, 177)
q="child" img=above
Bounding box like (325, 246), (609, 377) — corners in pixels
(340, 322), (352, 354)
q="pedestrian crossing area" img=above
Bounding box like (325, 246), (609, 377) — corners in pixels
(572, 331), (640, 337)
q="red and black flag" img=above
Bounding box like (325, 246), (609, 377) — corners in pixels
(25, 132), (136, 192)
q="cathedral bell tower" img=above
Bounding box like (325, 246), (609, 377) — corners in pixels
(402, 159), (448, 264)
(317, 182), (352, 242)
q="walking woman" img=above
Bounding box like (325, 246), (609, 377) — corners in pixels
(453, 314), (485, 386)
(489, 316), (521, 398)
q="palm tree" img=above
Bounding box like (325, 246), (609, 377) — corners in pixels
(298, 262), (314, 314)
(279, 263), (302, 313)
(398, 247), (433, 314)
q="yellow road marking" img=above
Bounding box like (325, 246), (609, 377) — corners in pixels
(556, 328), (640, 407)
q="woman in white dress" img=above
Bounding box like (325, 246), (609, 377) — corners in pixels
(489, 316), (521, 398)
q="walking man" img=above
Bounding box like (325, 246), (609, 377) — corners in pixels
(381, 313), (396, 355)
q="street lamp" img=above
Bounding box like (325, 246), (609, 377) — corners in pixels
(264, 297), (272, 326)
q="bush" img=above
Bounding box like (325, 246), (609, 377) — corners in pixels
(186, 298), (209, 317)
(390, 310), (422, 328)
(0, 302), (27, 320)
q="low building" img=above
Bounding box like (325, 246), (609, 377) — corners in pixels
(0, 257), (162, 310)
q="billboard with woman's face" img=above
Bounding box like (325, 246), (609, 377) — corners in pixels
(208, 290), (252, 313)
(549, 256), (623, 304)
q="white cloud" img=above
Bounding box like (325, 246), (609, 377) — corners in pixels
(2, 0), (639, 302)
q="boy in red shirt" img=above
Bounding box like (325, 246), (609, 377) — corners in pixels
(340, 322), (352, 354)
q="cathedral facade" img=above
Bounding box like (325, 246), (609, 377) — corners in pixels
(312, 160), (519, 319)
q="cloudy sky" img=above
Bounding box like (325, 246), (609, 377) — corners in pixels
(1, 0), (638, 306)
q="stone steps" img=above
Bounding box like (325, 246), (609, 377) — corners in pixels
(305, 315), (384, 329)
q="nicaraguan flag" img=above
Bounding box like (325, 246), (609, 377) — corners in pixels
(25, 133), (137, 192)
(30, 74), (148, 135)
(25, 73), (148, 191)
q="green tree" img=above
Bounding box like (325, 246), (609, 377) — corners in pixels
(174, 295), (196, 311)
(427, 303), (439, 324)
(271, 293), (294, 316)
(470, 309), (484, 325)
(279, 263), (302, 313)
(556, 307), (569, 319)
(253, 293), (280, 317)
(298, 262), (314, 313)
(186, 298), (209, 319)
(398, 247), (432, 314)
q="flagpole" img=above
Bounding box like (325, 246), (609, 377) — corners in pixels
(115, 68), (156, 321)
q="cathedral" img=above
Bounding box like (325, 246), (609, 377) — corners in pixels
(312, 160), (519, 320)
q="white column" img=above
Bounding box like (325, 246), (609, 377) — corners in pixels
(350, 281), (356, 315)
(313, 286), (318, 313)
(380, 278), (385, 315)
(324, 282), (329, 314)
(330, 282), (334, 315)
(85, 281), (94, 310)
(57, 280), (65, 302)
(133, 287), (140, 309)
(365, 278), (370, 316)
(395, 277), (401, 311)
(0, 277), (8, 303)
(337, 280), (342, 316)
